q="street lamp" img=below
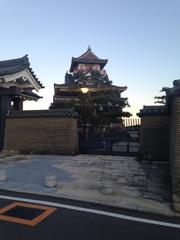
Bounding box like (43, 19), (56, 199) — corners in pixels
(80, 87), (89, 94)
(80, 87), (89, 138)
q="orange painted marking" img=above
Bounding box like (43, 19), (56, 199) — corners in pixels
(0, 202), (57, 226)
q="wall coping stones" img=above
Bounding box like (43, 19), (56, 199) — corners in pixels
(6, 109), (79, 119)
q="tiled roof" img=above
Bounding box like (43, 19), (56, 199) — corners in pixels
(6, 109), (79, 118)
(70, 47), (108, 72)
(165, 79), (180, 97)
(0, 55), (44, 88)
(0, 86), (41, 100)
(21, 90), (42, 100)
(78, 46), (100, 60)
(137, 105), (168, 117)
(54, 83), (127, 93)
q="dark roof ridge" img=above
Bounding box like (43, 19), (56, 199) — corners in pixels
(0, 55), (29, 67)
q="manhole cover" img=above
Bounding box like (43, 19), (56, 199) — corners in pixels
(0, 202), (57, 226)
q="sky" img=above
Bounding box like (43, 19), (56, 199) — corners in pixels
(1, 0), (180, 116)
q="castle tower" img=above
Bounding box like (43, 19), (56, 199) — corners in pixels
(51, 47), (127, 109)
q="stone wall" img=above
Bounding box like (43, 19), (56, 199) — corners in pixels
(138, 80), (180, 212)
(3, 114), (79, 155)
(140, 115), (170, 161)
(169, 96), (180, 212)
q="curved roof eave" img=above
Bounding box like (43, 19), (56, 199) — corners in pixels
(0, 55), (44, 90)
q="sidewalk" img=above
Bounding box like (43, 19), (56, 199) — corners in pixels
(0, 154), (173, 216)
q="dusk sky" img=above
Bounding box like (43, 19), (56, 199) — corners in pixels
(1, 0), (180, 116)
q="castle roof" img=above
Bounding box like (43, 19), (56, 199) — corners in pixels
(54, 83), (127, 93)
(70, 47), (108, 72)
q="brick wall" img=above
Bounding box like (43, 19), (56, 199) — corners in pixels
(140, 115), (170, 161)
(170, 96), (180, 212)
(3, 117), (79, 155)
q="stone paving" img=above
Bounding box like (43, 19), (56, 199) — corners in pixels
(0, 154), (173, 216)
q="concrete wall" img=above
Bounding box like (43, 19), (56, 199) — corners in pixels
(3, 117), (79, 155)
(140, 115), (170, 161)
(170, 96), (180, 212)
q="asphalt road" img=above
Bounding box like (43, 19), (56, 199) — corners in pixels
(0, 190), (179, 240)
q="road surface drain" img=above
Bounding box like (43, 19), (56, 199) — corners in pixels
(3, 206), (45, 220)
(0, 202), (57, 226)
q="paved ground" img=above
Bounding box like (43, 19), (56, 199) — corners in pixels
(0, 154), (173, 216)
(0, 191), (179, 240)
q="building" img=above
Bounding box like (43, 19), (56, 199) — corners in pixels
(0, 55), (44, 149)
(50, 47), (128, 123)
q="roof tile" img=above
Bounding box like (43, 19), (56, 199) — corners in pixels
(6, 109), (79, 118)
(0, 55), (44, 88)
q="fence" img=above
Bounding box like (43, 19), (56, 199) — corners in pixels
(79, 118), (141, 155)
